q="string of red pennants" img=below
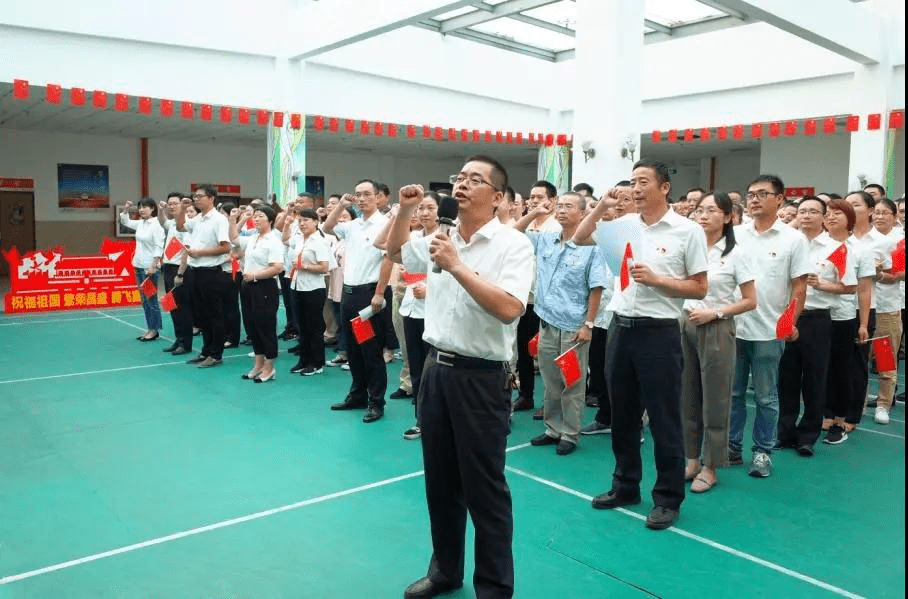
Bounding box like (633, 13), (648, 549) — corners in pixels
(10, 79), (571, 147)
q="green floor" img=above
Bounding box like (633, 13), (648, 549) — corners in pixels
(0, 307), (904, 598)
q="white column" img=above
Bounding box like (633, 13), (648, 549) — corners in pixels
(846, 64), (890, 193)
(569, 0), (644, 194)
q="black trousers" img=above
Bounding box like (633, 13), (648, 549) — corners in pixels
(515, 307), (539, 399)
(279, 274), (297, 333)
(223, 272), (242, 345)
(340, 283), (387, 408)
(331, 300), (346, 353)
(849, 309), (876, 424)
(190, 267), (231, 360)
(382, 286), (399, 350)
(241, 278), (279, 359)
(589, 326), (611, 426)
(162, 264), (193, 351)
(293, 287), (327, 368)
(419, 352), (513, 599)
(605, 319), (684, 510)
(825, 318), (858, 419)
(404, 316), (428, 419)
(778, 310), (832, 447)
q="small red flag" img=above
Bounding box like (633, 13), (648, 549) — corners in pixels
(360, 120), (370, 135)
(272, 112), (284, 127)
(237, 107), (249, 124)
(846, 115), (859, 132)
(784, 120), (798, 136)
(93, 90), (108, 109)
(620, 243), (633, 291)
(328, 116), (339, 132)
(494, 131), (503, 144)
(684, 128), (694, 142)
(164, 236), (185, 260)
(200, 104), (213, 121)
(769, 122), (781, 137)
(529, 132), (536, 144)
(313, 115), (325, 130)
(651, 130), (662, 143)
(717, 126), (728, 140)
(290, 113), (302, 129)
(388, 123), (398, 137)
(872, 336), (897, 372)
(556, 133), (568, 146)
(700, 128), (711, 142)
(138, 97), (152, 114)
(889, 111), (904, 129)
(751, 123), (763, 138)
(245, 217), (255, 229)
(484, 131), (493, 143)
(733, 125), (744, 139)
(160, 291), (178, 313)
(867, 113), (881, 130)
(374, 122), (384, 136)
(776, 298), (798, 340)
(505, 131), (513, 144)
(826, 243), (848, 281)
(231, 256), (240, 280)
(554, 346), (582, 388)
(140, 277), (157, 299)
(823, 117), (836, 134)
(891, 239), (905, 274)
(668, 129), (678, 143)
(115, 93), (129, 112)
(351, 316), (376, 344)
(160, 99), (174, 117)
(402, 271), (427, 286)
(219, 106), (232, 123)
(421, 125), (431, 139)
(71, 87), (86, 106)
(256, 109), (270, 126)
(181, 101), (194, 119)
(345, 119), (355, 133)
(804, 119), (817, 135)
(528, 332), (540, 359)
(13, 79), (29, 99)
(46, 84), (62, 104)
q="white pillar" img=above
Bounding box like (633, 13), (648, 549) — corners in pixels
(569, 0), (644, 194)
(846, 63), (890, 193)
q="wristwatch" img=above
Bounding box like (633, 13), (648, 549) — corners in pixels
(584, 320), (595, 329)
(715, 310), (725, 320)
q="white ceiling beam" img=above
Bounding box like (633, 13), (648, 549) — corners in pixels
(644, 14), (754, 44)
(644, 19), (672, 35)
(695, 0), (747, 21)
(511, 13), (575, 37)
(288, 0), (477, 60)
(439, 0), (561, 33)
(416, 20), (556, 61)
(703, 0), (883, 64)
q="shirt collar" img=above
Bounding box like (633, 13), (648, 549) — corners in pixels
(457, 217), (502, 243)
(640, 206), (683, 229)
(713, 236), (727, 254)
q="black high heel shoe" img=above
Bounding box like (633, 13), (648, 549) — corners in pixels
(139, 332), (160, 342)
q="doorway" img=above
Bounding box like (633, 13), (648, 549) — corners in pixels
(0, 191), (36, 276)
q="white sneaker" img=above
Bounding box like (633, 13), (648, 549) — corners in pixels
(874, 407), (890, 424)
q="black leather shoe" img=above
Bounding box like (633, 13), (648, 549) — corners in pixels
(512, 394), (534, 411)
(530, 433), (559, 446)
(162, 342), (179, 352)
(331, 399), (367, 411)
(403, 576), (463, 599)
(556, 440), (577, 455)
(186, 355), (208, 364)
(774, 439), (798, 450)
(796, 444), (815, 457)
(362, 408), (384, 423)
(645, 506), (679, 530)
(170, 346), (190, 356)
(289, 363), (306, 374)
(389, 388), (413, 399)
(592, 489), (641, 510)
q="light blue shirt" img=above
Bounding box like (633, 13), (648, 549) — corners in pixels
(530, 231), (609, 331)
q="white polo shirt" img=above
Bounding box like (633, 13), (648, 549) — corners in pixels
(734, 219), (811, 341)
(402, 218), (534, 362)
(236, 230), (284, 279)
(874, 228), (903, 313)
(683, 239), (754, 312)
(803, 232), (858, 310)
(333, 211), (388, 286)
(183, 209), (230, 268)
(831, 237), (876, 321)
(289, 232), (334, 292)
(119, 214), (165, 270)
(604, 209), (709, 320)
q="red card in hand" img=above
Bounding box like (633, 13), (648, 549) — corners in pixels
(528, 332), (540, 358)
(872, 336), (897, 372)
(775, 298), (798, 340)
(826, 243), (848, 281)
(351, 316), (375, 344)
(891, 239), (905, 275)
(554, 347), (582, 388)
(231, 256), (240, 280)
(620, 243), (634, 291)
(160, 290), (177, 312)
(402, 271), (427, 286)
(139, 277), (157, 299)
(164, 236), (185, 260)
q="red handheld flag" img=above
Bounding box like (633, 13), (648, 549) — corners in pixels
(775, 298), (798, 340)
(140, 277), (157, 299)
(872, 336), (897, 372)
(160, 290), (178, 313)
(401, 271), (427, 286)
(351, 316), (376, 344)
(164, 236), (185, 260)
(890, 239), (905, 274)
(620, 243), (634, 291)
(231, 256), (240, 280)
(528, 332), (540, 359)
(554, 347), (582, 389)
(826, 243), (848, 281)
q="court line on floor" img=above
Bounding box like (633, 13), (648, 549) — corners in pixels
(0, 442), (531, 585)
(505, 466), (866, 599)
(0, 355), (247, 385)
(744, 403), (905, 440)
(95, 310), (175, 343)
(0, 316), (114, 326)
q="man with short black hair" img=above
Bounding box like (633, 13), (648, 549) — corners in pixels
(161, 192), (194, 355)
(864, 183), (886, 200)
(377, 183), (392, 214)
(573, 182), (594, 198)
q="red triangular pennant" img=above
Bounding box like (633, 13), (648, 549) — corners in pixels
(554, 346), (582, 388)
(776, 298), (798, 340)
(620, 243), (634, 291)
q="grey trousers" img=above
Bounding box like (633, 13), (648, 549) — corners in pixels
(680, 314), (736, 468)
(539, 321), (590, 444)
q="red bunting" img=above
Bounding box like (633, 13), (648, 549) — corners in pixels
(160, 99), (174, 117)
(273, 112), (284, 127)
(200, 104), (213, 121)
(388, 123), (398, 137)
(733, 125), (744, 139)
(93, 90), (108, 109)
(620, 242), (633, 291)
(164, 236), (185, 260)
(700, 128), (710, 142)
(826, 243), (848, 281)
(115, 93), (129, 112)
(313, 115), (325, 130)
(554, 347), (582, 388)
(867, 113), (881, 130)
(823, 117), (836, 134)
(775, 298), (798, 340)
(891, 239), (905, 274)
(13, 79), (29, 99)
(45, 84), (62, 104)
(344, 118), (354, 133)
(751, 123), (763, 138)
(434, 127), (443, 140)
(890, 111), (904, 129)
(684, 128), (694, 142)
(138, 97), (152, 114)
(556, 133), (568, 146)
(328, 117), (339, 132)
(804, 119), (817, 135)
(351, 316), (376, 344)
(473, 130), (481, 143)
(181, 101), (194, 119)
(846, 115), (859, 132)
(872, 336), (897, 372)
(71, 87), (86, 106)
(668, 129), (678, 143)
(717, 126), (728, 140)
(769, 122), (781, 137)
(374, 122), (384, 136)
(528, 332), (539, 359)
(290, 113), (301, 129)
(160, 290), (178, 313)
(423, 125), (431, 138)
(406, 124), (416, 138)
(785, 120), (798, 136)
(495, 131), (503, 143)
(360, 120), (370, 134)
(139, 277), (157, 299)
(219, 106), (232, 123)
(449, 128), (457, 141)
(256, 109), (269, 126)
(651, 130), (662, 143)
(536, 132), (544, 144)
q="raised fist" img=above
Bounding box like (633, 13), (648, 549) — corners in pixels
(399, 184), (424, 207)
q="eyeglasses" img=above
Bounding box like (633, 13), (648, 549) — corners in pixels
(691, 207), (723, 217)
(353, 191), (375, 199)
(192, 193), (208, 199)
(873, 210), (895, 217)
(555, 203), (579, 211)
(797, 209), (823, 216)
(746, 190), (779, 201)
(450, 174), (498, 190)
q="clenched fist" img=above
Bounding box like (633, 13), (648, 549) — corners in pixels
(399, 184), (424, 207)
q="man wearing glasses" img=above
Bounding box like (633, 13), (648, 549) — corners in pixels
(176, 184), (232, 368)
(323, 179), (393, 423)
(387, 156), (534, 599)
(729, 175), (810, 477)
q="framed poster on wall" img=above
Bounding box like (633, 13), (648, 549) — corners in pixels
(114, 204), (137, 238)
(305, 175), (325, 206)
(58, 164), (110, 208)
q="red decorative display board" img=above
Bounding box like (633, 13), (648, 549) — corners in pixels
(785, 187), (816, 197)
(3, 238), (141, 314)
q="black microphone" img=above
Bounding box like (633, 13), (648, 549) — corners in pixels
(432, 194), (459, 273)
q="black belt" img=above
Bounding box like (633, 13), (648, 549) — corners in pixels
(800, 309), (830, 318)
(343, 282), (376, 294)
(614, 315), (678, 329)
(429, 346), (504, 370)
(191, 265), (225, 272)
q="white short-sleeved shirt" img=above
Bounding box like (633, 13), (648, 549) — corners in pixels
(119, 214), (165, 270)
(333, 211), (388, 285)
(734, 219), (812, 341)
(684, 239), (754, 312)
(604, 210), (709, 319)
(593, 274), (615, 329)
(402, 218), (534, 362)
(236, 231), (284, 279)
(804, 232), (858, 310)
(290, 233), (334, 292)
(830, 237), (876, 321)
(183, 209), (230, 268)
(399, 230), (432, 320)
(849, 229), (888, 310)
(874, 228), (903, 313)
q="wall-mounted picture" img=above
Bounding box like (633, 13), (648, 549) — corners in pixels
(58, 163), (110, 208)
(305, 175), (325, 206)
(114, 204), (137, 238)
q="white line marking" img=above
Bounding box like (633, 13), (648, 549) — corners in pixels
(505, 466), (867, 599)
(95, 310), (175, 343)
(862, 409), (904, 423)
(0, 354), (247, 384)
(854, 427), (905, 439)
(0, 316), (113, 326)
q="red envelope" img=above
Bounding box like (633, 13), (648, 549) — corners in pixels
(826, 243), (848, 281)
(554, 347), (582, 388)
(775, 298), (798, 340)
(139, 277), (157, 299)
(620, 243), (634, 291)
(351, 316), (375, 344)
(872, 336), (897, 372)
(164, 235), (185, 260)
(402, 271), (427, 286)
(891, 239), (905, 275)
(160, 290), (177, 312)
(528, 332), (540, 359)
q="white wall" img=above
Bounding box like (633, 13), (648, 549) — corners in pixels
(714, 151), (762, 193)
(148, 140), (264, 200)
(759, 132), (852, 194)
